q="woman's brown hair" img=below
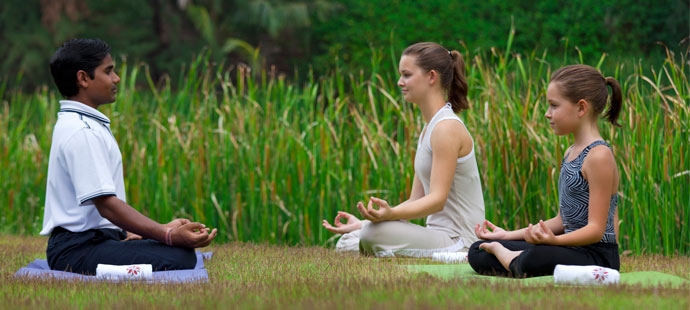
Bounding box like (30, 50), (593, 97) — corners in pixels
(402, 42), (469, 112)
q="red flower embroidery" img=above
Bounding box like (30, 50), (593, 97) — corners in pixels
(126, 265), (141, 277)
(592, 267), (608, 282)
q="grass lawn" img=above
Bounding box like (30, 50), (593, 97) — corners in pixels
(2, 234), (689, 309)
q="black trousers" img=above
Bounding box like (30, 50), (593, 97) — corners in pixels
(47, 227), (197, 275)
(467, 240), (620, 278)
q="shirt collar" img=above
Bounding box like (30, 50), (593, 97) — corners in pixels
(58, 100), (111, 125)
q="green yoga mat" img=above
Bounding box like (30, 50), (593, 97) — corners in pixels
(407, 263), (690, 288)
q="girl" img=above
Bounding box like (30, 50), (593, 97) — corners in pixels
(467, 64), (622, 277)
(322, 42), (485, 257)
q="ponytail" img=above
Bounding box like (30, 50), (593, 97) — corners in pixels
(448, 50), (469, 112)
(604, 77), (623, 127)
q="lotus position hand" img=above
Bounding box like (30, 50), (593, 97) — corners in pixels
(169, 222), (218, 248)
(165, 218), (191, 230)
(357, 197), (393, 223)
(474, 220), (508, 240)
(524, 220), (556, 245)
(322, 211), (362, 234)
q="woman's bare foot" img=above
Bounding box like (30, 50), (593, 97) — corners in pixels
(479, 242), (522, 272)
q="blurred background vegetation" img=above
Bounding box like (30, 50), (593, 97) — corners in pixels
(1, 0), (688, 92)
(1, 1), (688, 254)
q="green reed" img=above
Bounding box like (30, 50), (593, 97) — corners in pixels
(1, 46), (687, 255)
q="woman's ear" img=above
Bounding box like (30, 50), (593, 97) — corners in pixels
(428, 69), (438, 85)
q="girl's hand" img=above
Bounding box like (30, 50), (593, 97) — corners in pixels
(357, 197), (393, 223)
(474, 220), (507, 240)
(322, 211), (362, 234)
(524, 220), (557, 244)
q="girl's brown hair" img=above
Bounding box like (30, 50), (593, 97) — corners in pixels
(550, 64), (623, 126)
(402, 42), (469, 112)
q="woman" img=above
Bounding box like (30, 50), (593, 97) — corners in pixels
(322, 42), (485, 257)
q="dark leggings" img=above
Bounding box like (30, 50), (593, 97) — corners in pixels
(47, 227), (197, 275)
(467, 240), (620, 278)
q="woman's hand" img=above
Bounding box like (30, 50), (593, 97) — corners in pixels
(474, 220), (508, 240)
(322, 211), (362, 234)
(357, 197), (394, 223)
(524, 220), (557, 245)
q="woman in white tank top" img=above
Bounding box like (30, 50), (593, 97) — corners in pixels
(322, 42), (485, 257)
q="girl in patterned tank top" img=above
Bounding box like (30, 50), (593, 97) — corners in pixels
(467, 64), (623, 277)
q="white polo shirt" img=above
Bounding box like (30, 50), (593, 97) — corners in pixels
(40, 100), (124, 235)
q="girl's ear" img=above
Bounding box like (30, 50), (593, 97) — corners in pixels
(577, 99), (589, 117)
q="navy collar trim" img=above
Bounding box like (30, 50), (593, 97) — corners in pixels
(59, 108), (111, 125)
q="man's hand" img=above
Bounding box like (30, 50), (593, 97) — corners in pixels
(123, 231), (142, 241)
(169, 222), (218, 248)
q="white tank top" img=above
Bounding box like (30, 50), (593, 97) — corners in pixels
(415, 103), (485, 246)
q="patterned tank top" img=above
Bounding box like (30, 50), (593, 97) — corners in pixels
(559, 140), (618, 244)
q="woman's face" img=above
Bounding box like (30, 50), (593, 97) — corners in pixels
(397, 55), (430, 104)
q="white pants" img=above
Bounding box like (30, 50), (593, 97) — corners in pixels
(335, 220), (466, 257)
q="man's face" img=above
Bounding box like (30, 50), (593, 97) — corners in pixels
(81, 54), (120, 108)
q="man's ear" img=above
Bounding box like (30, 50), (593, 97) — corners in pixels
(76, 70), (89, 89)
(577, 99), (589, 117)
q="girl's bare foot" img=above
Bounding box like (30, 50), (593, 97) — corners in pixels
(479, 242), (522, 272)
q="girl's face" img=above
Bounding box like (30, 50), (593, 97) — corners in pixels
(545, 82), (580, 135)
(397, 55), (431, 104)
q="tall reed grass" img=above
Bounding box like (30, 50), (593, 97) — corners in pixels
(1, 45), (687, 255)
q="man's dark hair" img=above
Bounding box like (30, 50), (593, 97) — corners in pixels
(49, 38), (111, 97)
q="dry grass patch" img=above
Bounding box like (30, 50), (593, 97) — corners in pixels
(1, 235), (688, 309)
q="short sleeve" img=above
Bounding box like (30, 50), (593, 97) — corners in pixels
(61, 128), (117, 205)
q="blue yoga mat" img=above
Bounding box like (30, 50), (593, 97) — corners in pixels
(14, 251), (212, 283)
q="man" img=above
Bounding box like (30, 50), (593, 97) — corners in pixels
(40, 38), (217, 274)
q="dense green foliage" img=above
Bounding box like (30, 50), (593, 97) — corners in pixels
(2, 42), (688, 254)
(0, 0), (339, 91)
(0, 0), (687, 92)
(310, 0), (688, 76)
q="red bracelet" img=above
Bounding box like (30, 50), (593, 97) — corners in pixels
(165, 228), (174, 246)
